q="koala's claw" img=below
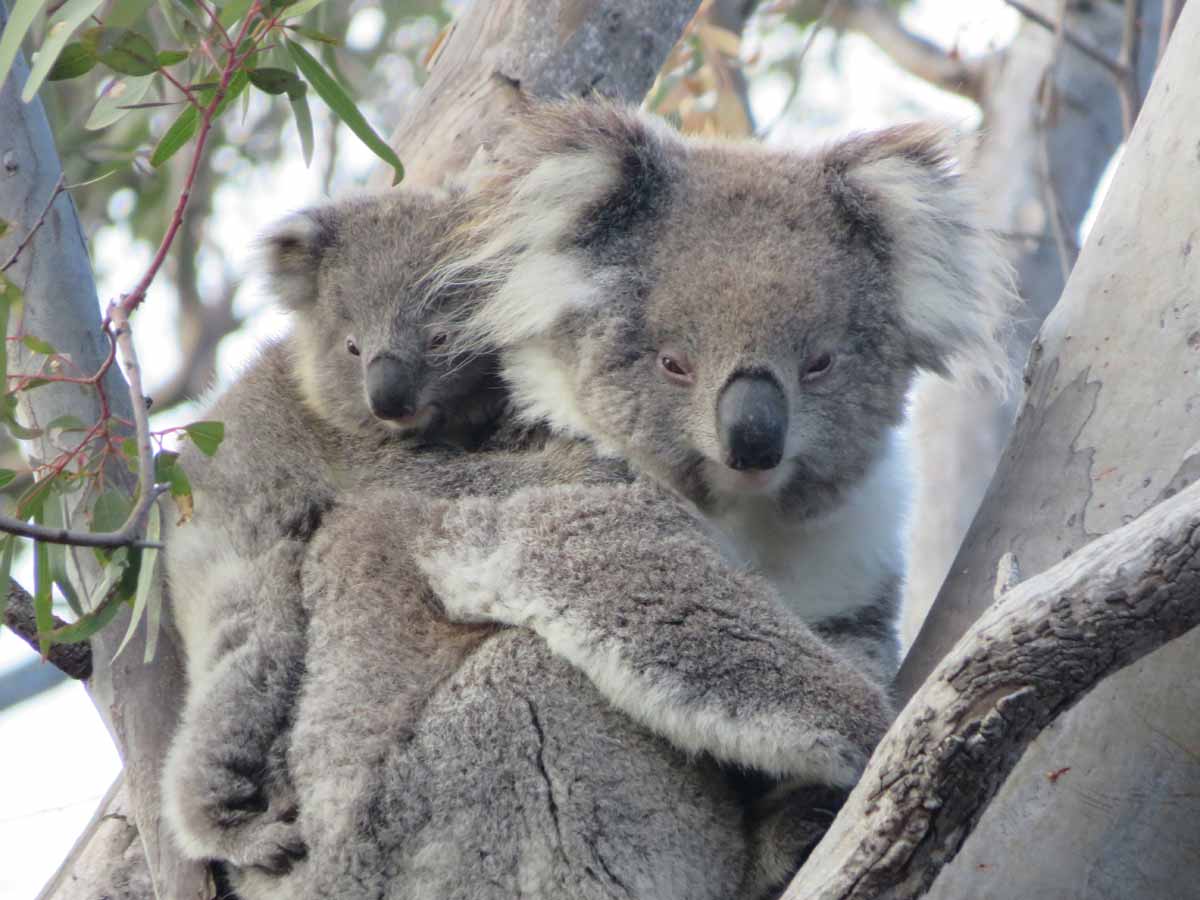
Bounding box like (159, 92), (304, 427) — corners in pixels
(226, 819), (308, 874)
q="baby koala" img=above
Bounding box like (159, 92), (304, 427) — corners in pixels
(162, 187), (520, 872)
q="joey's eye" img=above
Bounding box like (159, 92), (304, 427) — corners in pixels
(346, 337), (360, 357)
(658, 350), (695, 385)
(428, 332), (449, 351)
(801, 351), (834, 382)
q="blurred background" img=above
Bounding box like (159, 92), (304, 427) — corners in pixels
(3, 0), (1143, 893)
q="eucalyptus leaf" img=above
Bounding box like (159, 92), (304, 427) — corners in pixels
(150, 70), (249, 167)
(86, 73), (156, 130)
(47, 43), (98, 81)
(285, 39), (403, 185)
(140, 503), (162, 662)
(0, 0), (51, 94)
(81, 26), (160, 77)
(33, 530), (53, 657)
(21, 0), (106, 101)
(182, 420), (224, 456)
(288, 81), (314, 167)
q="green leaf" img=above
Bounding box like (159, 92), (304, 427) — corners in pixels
(150, 69), (249, 167)
(0, 270), (24, 387)
(51, 549), (129, 644)
(85, 73), (155, 130)
(22, 0), (106, 101)
(286, 79), (313, 166)
(139, 502), (162, 662)
(248, 66), (302, 95)
(0, 0), (51, 94)
(156, 49), (190, 67)
(113, 528), (154, 661)
(33, 525), (53, 657)
(107, 0), (155, 27)
(182, 420), (224, 456)
(163, 457), (193, 523)
(20, 334), (55, 355)
(285, 39), (403, 185)
(92, 488), (133, 534)
(217, 0), (254, 28)
(283, 24), (339, 45)
(0, 469), (15, 488)
(0, 536), (15, 632)
(0, 218), (8, 239)
(81, 26), (160, 77)
(43, 494), (82, 615)
(15, 473), (55, 521)
(47, 42), (98, 81)
(276, 0), (326, 19)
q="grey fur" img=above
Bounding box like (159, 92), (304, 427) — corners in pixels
(164, 187), (892, 897)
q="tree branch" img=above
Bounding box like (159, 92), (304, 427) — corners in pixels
(1003, 0), (1129, 79)
(831, 1), (989, 101)
(788, 477), (1200, 899)
(4, 579), (92, 680)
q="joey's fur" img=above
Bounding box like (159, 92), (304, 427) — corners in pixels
(163, 188), (895, 900)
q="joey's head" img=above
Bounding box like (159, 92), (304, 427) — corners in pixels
(439, 101), (1014, 517)
(262, 191), (504, 443)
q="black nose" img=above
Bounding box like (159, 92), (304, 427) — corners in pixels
(365, 355), (418, 421)
(718, 374), (788, 471)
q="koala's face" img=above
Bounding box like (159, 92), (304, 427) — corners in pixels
(264, 192), (504, 443)
(446, 103), (1011, 517)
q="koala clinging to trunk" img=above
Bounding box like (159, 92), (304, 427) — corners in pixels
(434, 99), (1013, 685)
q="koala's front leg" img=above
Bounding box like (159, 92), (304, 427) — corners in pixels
(162, 539), (308, 873)
(413, 481), (892, 789)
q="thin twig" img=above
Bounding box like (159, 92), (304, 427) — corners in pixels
(4, 579), (92, 679)
(1158, 0), (1182, 61)
(0, 175), (65, 273)
(1037, 0), (1078, 283)
(1116, 0), (1143, 136)
(1003, 0), (1129, 80)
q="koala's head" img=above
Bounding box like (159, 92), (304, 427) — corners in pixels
(437, 101), (1014, 517)
(262, 190), (504, 444)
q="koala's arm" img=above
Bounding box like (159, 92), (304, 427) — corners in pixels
(410, 481), (892, 789)
(811, 588), (902, 689)
(162, 426), (331, 872)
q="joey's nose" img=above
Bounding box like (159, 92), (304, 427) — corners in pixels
(718, 374), (788, 471)
(366, 355), (418, 421)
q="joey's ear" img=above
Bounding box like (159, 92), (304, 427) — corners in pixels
(827, 125), (1017, 391)
(259, 207), (337, 310)
(431, 100), (679, 352)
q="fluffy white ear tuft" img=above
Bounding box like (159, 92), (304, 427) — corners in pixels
(258, 209), (333, 310)
(838, 125), (1018, 394)
(429, 100), (676, 354)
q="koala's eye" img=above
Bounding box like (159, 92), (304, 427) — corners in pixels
(345, 337), (361, 357)
(428, 332), (449, 351)
(801, 351), (834, 382)
(658, 351), (695, 386)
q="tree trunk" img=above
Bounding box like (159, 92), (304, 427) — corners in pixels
(786, 478), (1200, 899)
(891, 3), (1200, 895)
(902, 0), (1164, 644)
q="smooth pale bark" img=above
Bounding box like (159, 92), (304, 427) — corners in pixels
(787, 478), (1200, 899)
(893, 4), (1200, 896)
(902, 0), (1164, 646)
(0, 4), (208, 897)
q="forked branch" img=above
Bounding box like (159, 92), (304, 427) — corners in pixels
(786, 478), (1200, 899)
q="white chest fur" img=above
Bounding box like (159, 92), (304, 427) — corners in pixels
(705, 429), (912, 624)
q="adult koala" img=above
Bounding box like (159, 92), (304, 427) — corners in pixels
(233, 102), (1010, 900)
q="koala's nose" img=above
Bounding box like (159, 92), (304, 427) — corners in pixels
(718, 373), (788, 471)
(365, 355), (418, 421)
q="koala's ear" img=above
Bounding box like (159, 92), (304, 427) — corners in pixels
(259, 208), (337, 310)
(432, 100), (679, 351)
(828, 125), (1017, 391)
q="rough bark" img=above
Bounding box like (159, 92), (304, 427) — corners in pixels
(376, 0), (700, 189)
(901, 0), (1164, 646)
(0, 4), (209, 897)
(785, 477), (1200, 899)
(893, 3), (1200, 895)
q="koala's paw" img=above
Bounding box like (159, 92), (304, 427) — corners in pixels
(731, 718), (874, 788)
(163, 741), (307, 873)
